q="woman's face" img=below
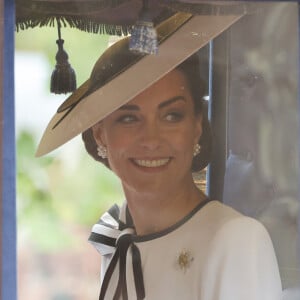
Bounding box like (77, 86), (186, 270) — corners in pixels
(92, 69), (202, 194)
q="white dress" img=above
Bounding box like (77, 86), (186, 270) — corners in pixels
(89, 199), (282, 300)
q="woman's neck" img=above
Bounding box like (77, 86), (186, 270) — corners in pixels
(123, 178), (207, 236)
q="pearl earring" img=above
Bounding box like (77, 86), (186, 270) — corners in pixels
(97, 145), (108, 159)
(193, 144), (201, 157)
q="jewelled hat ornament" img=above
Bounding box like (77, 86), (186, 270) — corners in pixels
(36, 12), (242, 157)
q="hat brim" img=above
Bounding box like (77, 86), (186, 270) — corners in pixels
(36, 13), (242, 157)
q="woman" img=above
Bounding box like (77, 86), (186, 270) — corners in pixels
(38, 13), (282, 300)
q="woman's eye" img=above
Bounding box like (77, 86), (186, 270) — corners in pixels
(117, 115), (138, 124)
(164, 112), (184, 122)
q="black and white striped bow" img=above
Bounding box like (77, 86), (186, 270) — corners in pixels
(89, 204), (145, 300)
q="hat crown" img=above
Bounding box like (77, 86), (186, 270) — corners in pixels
(88, 38), (143, 95)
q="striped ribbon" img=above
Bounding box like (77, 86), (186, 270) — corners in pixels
(89, 204), (145, 300)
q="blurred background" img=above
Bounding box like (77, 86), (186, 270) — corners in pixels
(15, 27), (125, 300)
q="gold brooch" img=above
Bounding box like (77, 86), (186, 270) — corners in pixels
(176, 249), (194, 272)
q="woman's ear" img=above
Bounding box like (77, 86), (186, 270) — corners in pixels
(92, 122), (106, 146)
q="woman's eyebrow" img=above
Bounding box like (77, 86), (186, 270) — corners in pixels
(118, 104), (140, 111)
(118, 96), (186, 111)
(158, 96), (186, 109)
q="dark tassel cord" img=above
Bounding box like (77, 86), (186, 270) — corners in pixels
(50, 18), (77, 94)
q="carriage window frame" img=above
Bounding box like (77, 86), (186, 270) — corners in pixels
(3, 1), (300, 299)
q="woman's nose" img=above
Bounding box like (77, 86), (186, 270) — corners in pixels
(138, 120), (162, 151)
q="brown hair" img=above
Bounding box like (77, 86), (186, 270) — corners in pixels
(82, 52), (213, 172)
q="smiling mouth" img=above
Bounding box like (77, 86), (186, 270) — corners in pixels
(132, 158), (171, 168)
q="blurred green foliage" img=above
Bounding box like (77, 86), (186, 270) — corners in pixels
(17, 130), (123, 251)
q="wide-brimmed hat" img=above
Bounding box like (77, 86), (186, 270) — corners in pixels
(36, 12), (242, 157)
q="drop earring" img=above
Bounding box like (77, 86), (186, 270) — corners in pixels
(97, 144), (108, 159)
(193, 144), (201, 157)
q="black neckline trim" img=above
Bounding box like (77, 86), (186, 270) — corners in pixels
(132, 198), (212, 243)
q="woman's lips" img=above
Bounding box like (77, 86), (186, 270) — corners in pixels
(131, 158), (171, 168)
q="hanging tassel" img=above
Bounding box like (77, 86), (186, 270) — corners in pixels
(129, 0), (158, 55)
(51, 19), (77, 94)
